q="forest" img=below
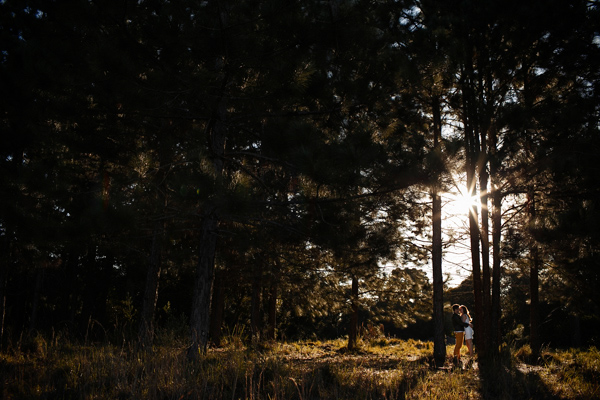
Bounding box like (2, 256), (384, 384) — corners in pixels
(1, 0), (600, 397)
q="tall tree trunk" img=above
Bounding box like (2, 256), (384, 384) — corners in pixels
(266, 261), (280, 341)
(138, 219), (164, 347)
(479, 164), (492, 353)
(467, 163), (484, 357)
(490, 171), (503, 353)
(0, 237), (9, 348)
(463, 84), (486, 358)
(528, 189), (541, 358)
(188, 84), (227, 359)
(188, 0), (229, 361)
(188, 211), (219, 359)
(431, 97), (446, 367)
(209, 271), (225, 346)
(348, 275), (359, 350)
(29, 267), (44, 335)
(251, 262), (262, 342)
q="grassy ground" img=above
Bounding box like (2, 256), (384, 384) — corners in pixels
(1, 334), (599, 399)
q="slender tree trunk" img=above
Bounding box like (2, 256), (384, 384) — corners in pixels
(266, 261), (280, 341)
(490, 173), (502, 352)
(251, 262), (262, 342)
(467, 163), (484, 357)
(479, 164), (492, 353)
(348, 275), (359, 350)
(188, 93), (227, 359)
(463, 73), (485, 356)
(29, 267), (44, 335)
(431, 97), (446, 366)
(188, 211), (219, 359)
(0, 237), (9, 348)
(209, 277), (224, 347)
(188, 0), (229, 361)
(138, 219), (164, 347)
(528, 189), (541, 358)
(209, 271), (225, 346)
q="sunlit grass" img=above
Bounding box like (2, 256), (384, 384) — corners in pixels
(1, 334), (599, 399)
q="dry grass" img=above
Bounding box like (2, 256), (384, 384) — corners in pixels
(1, 334), (599, 399)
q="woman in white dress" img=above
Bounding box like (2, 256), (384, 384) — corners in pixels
(460, 305), (474, 356)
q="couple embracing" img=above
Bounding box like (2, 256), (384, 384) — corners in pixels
(452, 303), (474, 363)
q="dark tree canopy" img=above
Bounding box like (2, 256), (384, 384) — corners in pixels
(0, 0), (599, 351)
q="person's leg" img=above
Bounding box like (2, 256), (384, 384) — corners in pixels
(466, 339), (473, 356)
(453, 332), (464, 360)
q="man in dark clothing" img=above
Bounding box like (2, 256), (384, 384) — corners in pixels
(452, 303), (470, 364)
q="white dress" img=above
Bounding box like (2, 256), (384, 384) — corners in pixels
(464, 316), (474, 340)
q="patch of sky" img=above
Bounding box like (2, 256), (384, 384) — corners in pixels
(398, 5), (422, 32)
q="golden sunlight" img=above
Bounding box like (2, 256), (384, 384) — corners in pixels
(443, 183), (480, 219)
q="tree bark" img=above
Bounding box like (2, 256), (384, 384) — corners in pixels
(187, 69), (228, 359)
(188, 211), (219, 359)
(463, 65), (486, 356)
(266, 261), (280, 341)
(431, 97), (446, 367)
(138, 218), (164, 347)
(479, 165), (492, 353)
(29, 267), (44, 335)
(209, 271), (225, 346)
(0, 237), (9, 348)
(348, 275), (359, 350)
(251, 262), (263, 342)
(528, 189), (541, 358)
(490, 173), (503, 352)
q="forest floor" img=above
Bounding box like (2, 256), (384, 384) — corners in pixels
(0, 335), (599, 399)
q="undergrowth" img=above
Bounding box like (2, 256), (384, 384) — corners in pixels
(0, 334), (598, 399)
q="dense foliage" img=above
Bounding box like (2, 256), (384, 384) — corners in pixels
(1, 0), (599, 353)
